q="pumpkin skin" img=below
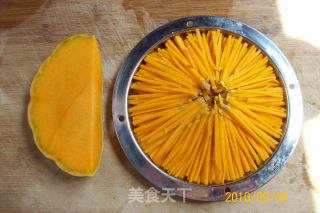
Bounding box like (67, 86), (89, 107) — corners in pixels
(28, 35), (104, 176)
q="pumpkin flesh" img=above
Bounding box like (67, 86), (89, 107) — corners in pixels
(28, 35), (103, 176)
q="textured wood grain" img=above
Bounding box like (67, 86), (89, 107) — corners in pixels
(0, 0), (319, 212)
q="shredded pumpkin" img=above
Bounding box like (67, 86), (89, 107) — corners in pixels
(28, 35), (104, 176)
(129, 29), (287, 185)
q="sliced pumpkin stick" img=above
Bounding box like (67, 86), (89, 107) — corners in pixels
(129, 93), (192, 105)
(185, 39), (210, 79)
(189, 113), (210, 183)
(221, 114), (236, 181)
(171, 120), (200, 178)
(224, 117), (244, 178)
(185, 113), (208, 181)
(129, 97), (191, 113)
(140, 100), (205, 143)
(226, 106), (275, 152)
(201, 110), (214, 184)
(166, 48), (201, 85)
(228, 99), (282, 138)
(210, 109), (216, 184)
(162, 123), (194, 169)
(175, 117), (205, 178)
(146, 54), (197, 86)
(156, 108), (205, 163)
(228, 120), (257, 172)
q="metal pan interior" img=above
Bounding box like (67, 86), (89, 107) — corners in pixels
(112, 16), (303, 201)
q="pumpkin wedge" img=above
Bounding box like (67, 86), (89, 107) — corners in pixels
(28, 35), (104, 176)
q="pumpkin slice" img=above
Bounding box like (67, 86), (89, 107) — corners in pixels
(28, 35), (104, 176)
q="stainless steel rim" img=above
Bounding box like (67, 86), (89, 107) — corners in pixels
(112, 16), (303, 201)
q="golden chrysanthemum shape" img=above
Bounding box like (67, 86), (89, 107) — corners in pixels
(129, 29), (287, 185)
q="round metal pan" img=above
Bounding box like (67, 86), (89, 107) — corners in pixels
(112, 16), (303, 201)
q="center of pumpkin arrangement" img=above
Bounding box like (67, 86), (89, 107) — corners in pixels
(198, 81), (229, 110)
(129, 29), (287, 185)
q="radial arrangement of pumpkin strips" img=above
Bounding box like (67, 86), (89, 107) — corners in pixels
(129, 29), (287, 185)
